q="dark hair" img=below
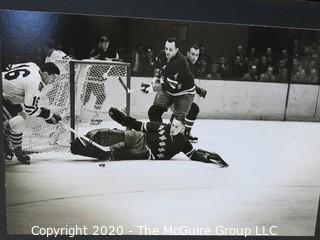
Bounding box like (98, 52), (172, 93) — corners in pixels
(188, 44), (199, 52)
(40, 62), (60, 75)
(171, 116), (185, 125)
(166, 37), (179, 49)
(99, 35), (109, 42)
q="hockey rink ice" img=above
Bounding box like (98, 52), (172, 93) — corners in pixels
(5, 119), (320, 236)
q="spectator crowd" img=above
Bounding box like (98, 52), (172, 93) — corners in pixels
(3, 34), (320, 85)
(129, 39), (320, 84)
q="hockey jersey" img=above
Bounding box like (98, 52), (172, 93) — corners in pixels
(143, 122), (194, 159)
(155, 51), (195, 96)
(2, 62), (45, 116)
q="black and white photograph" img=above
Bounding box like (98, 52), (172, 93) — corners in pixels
(0, 0), (320, 239)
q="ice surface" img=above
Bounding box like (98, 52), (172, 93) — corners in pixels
(5, 119), (320, 236)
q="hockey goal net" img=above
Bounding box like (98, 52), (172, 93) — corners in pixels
(23, 60), (131, 152)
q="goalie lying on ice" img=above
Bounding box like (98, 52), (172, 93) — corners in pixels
(70, 107), (228, 167)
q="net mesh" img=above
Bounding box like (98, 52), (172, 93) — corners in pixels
(23, 60), (130, 153)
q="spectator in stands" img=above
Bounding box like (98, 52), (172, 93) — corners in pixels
(206, 63), (222, 80)
(231, 55), (246, 79)
(275, 59), (287, 75)
(89, 35), (119, 60)
(217, 56), (230, 79)
(275, 67), (289, 83)
(265, 47), (275, 67)
(195, 44), (212, 77)
(308, 59), (318, 75)
(308, 68), (319, 84)
(291, 57), (301, 76)
(235, 44), (245, 61)
(260, 66), (275, 82)
(291, 67), (307, 83)
(242, 65), (258, 81)
(247, 47), (259, 66)
(131, 43), (155, 76)
(280, 49), (291, 72)
(280, 49), (290, 65)
(198, 44), (212, 64)
(196, 58), (210, 78)
(258, 56), (269, 75)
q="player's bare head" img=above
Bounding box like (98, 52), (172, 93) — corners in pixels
(165, 37), (179, 60)
(40, 62), (60, 84)
(170, 117), (185, 136)
(187, 44), (200, 64)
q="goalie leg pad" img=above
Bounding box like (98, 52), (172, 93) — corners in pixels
(70, 128), (125, 160)
(70, 137), (112, 160)
(86, 128), (125, 147)
(191, 149), (229, 167)
(111, 131), (149, 160)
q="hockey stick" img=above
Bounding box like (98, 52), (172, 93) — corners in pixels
(117, 77), (151, 94)
(59, 122), (111, 152)
(102, 67), (144, 95)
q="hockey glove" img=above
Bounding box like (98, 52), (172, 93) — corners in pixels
(45, 113), (62, 124)
(151, 79), (163, 92)
(196, 86), (207, 98)
(38, 107), (62, 124)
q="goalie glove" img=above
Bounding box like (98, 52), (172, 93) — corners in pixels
(191, 149), (229, 167)
(109, 107), (143, 130)
(109, 107), (126, 125)
(196, 86), (207, 98)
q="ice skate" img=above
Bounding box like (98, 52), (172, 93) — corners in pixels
(185, 129), (198, 143)
(14, 147), (31, 165)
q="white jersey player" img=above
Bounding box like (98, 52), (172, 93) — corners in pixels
(42, 39), (70, 74)
(2, 62), (61, 164)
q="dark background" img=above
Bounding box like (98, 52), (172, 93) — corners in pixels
(0, 9), (319, 71)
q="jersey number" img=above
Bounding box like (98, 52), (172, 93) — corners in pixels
(32, 96), (40, 107)
(4, 65), (30, 80)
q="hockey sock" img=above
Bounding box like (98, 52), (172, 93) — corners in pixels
(185, 102), (199, 136)
(10, 131), (23, 152)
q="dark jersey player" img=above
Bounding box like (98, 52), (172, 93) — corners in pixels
(70, 107), (228, 167)
(169, 44), (207, 142)
(184, 44), (207, 143)
(148, 37), (195, 123)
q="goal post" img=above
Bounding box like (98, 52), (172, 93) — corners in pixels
(23, 59), (131, 153)
(69, 60), (131, 142)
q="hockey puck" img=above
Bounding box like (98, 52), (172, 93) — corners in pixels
(99, 163), (106, 167)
